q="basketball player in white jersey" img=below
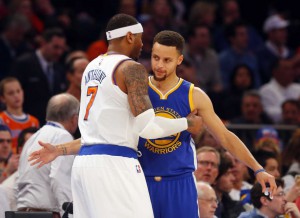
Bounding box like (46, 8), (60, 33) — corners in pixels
(29, 14), (202, 218)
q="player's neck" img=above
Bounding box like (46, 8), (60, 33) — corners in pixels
(107, 45), (130, 57)
(151, 75), (180, 93)
(6, 107), (23, 116)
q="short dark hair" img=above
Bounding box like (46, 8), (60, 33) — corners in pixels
(17, 127), (39, 153)
(153, 30), (185, 54)
(106, 14), (138, 33)
(225, 20), (247, 39)
(254, 150), (278, 168)
(42, 27), (65, 42)
(251, 179), (284, 209)
(216, 152), (233, 180)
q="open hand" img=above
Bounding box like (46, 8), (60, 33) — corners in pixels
(28, 141), (60, 168)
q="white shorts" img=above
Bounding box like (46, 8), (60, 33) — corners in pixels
(71, 154), (154, 218)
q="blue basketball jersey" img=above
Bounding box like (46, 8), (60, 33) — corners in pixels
(138, 78), (197, 177)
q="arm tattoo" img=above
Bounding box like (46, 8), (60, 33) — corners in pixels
(123, 62), (153, 116)
(59, 144), (67, 155)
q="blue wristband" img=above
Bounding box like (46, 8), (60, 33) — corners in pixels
(254, 168), (266, 177)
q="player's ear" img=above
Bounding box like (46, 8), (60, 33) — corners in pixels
(177, 54), (183, 65)
(126, 32), (134, 44)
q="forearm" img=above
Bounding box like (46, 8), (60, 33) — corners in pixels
(222, 131), (262, 172)
(56, 138), (82, 156)
(135, 109), (188, 139)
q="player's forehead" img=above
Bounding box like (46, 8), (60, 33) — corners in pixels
(152, 42), (179, 58)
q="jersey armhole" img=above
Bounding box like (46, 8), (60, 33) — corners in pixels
(188, 84), (195, 112)
(111, 58), (132, 85)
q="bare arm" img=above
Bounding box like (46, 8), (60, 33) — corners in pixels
(193, 87), (276, 194)
(122, 61), (153, 116)
(29, 139), (81, 168)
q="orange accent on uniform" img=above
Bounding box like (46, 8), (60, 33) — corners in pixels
(0, 112), (39, 153)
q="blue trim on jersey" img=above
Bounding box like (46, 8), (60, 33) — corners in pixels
(5, 111), (29, 123)
(79, 144), (138, 159)
(138, 79), (196, 177)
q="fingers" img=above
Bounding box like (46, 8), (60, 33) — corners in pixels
(28, 151), (39, 161)
(38, 141), (47, 148)
(260, 179), (267, 194)
(268, 176), (277, 198)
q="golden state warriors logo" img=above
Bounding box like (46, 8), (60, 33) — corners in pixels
(144, 107), (182, 154)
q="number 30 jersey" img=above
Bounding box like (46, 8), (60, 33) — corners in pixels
(78, 54), (139, 149)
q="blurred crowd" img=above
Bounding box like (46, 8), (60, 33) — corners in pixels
(0, 0), (300, 217)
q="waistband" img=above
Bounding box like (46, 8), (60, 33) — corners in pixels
(79, 144), (138, 159)
(145, 172), (193, 182)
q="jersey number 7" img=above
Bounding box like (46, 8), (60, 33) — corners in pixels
(84, 86), (98, 120)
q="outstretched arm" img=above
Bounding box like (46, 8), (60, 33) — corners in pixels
(29, 138), (81, 168)
(193, 87), (276, 196)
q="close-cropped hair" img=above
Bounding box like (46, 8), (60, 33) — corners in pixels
(46, 93), (79, 122)
(0, 77), (20, 96)
(42, 27), (65, 42)
(105, 13), (138, 33)
(153, 30), (185, 54)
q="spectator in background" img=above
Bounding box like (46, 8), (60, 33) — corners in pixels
(138, 14), (157, 73)
(254, 127), (281, 156)
(150, 0), (181, 32)
(259, 59), (300, 123)
(210, 64), (254, 121)
(195, 146), (220, 185)
(0, 125), (18, 184)
(65, 57), (89, 101)
(8, 0), (44, 34)
(231, 90), (273, 125)
(184, 24), (222, 92)
(254, 150), (280, 179)
(214, 152), (244, 218)
(213, 0), (263, 53)
(16, 93), (79, 216)
(11, 27), (67, 125)
(195, 129), (223, 151)
(238, 179), (300, 218)
(219, 20), (260, 89)
(281, 99), (300, 125)
(176, 59), (198, 86)
(256, 14), (294, 84)
(0, 126), (38, 211)
(281, 129), (300, 190)
(197, 181), (218, 218)
(0, 14), (31, 80)
(0, 77), (39, 153)
(188, 1), (217, 28)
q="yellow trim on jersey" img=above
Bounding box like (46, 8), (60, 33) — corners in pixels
(148, 77), (184, 100)
(189, 84), (195, 111)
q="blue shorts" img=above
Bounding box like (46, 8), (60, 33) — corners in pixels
(146, 173), (199, 218)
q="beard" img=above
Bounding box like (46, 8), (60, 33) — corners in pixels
(153, 72), (167, 81)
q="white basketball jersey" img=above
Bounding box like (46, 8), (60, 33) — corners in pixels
(78, 54), (139, 150)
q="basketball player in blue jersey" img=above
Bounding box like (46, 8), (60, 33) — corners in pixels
(137, 30), (276, 218)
